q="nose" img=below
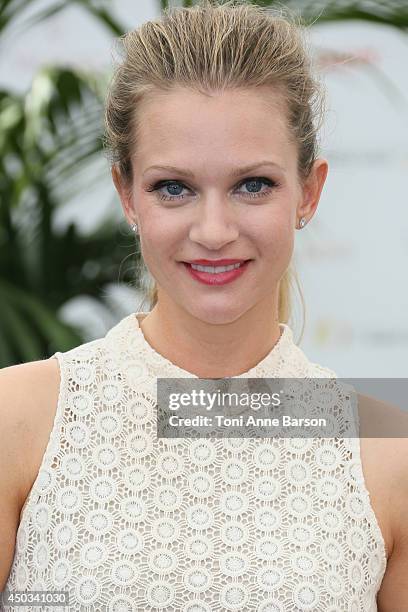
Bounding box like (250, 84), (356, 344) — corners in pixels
(188, 197), (240, 250)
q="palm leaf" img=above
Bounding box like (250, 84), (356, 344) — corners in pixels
(0, 65), (140, 366)
(0, 0), (125, 38)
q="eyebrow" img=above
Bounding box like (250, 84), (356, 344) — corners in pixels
(142, 161), (286, 178)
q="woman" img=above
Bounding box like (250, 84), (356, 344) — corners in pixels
(1, 1), (407, 610)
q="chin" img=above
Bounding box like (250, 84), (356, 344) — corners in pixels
(186, 301), (250, 326)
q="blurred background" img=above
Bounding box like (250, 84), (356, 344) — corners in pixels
(0, 0), (407, 376)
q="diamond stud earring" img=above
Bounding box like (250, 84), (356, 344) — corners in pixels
(299, 217), (307, 229)
(130, 223), (138, 234)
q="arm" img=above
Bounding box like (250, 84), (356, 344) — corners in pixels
(376, 432), (408, 611)
(0, 364), (29, 589)
(0, 398), (23, 589)
(357, 393), (408, 611)
(0, 358), (60, 590)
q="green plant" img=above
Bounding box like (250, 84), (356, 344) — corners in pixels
(0, 1), (136, 365)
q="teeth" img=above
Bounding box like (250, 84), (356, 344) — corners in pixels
(190, 262), (243, 273)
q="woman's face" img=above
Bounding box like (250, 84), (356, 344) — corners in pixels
(113, 86), (328, 324)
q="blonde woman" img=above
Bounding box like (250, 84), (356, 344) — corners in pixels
(1, 1), (407, 610)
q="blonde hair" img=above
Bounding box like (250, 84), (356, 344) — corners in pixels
(104, 0), (326, 341)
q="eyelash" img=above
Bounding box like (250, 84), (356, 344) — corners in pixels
(145, 176), (280, 202)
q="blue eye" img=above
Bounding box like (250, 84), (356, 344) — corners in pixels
(240, 178), (276, 198)
(146, 177), (280, 202)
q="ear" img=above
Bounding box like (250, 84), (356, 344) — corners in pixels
(296, 158), (329, 225)
(111, 165), (138, 226)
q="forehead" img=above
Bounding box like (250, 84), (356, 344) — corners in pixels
(133, 87), (296, 169)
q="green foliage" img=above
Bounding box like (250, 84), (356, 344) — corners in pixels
(0, 3), (139, 366)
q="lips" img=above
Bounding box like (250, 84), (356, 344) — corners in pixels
(183, 259), (251, 265)
(182, 259), (251, 285)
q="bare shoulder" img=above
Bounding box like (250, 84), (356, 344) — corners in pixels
(0, 357), (61, 506)
(356, 392), (408, 611)
(0, 358), (60, 591)
(0, 357), (61, 589)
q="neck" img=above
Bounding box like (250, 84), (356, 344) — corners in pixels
(138, 296), (282, 378)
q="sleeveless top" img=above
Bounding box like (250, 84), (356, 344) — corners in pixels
(4, 312), (387, 612)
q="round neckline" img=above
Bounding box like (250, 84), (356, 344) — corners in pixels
(130, 311), (294, 379)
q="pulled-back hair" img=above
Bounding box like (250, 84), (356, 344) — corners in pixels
(104, 0), (326, 337)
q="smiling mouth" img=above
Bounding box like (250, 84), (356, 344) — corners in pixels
(183, 260), (252, 272)
(181, 259), (252, 265)
(180, 260), (253, 287)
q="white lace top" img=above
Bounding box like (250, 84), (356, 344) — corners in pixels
(4, 312), (387, 611)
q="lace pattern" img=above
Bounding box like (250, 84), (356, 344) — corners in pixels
(4, 313), (387, 611)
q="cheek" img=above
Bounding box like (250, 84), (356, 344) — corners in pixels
(249, 209), (294, 257)
(138, 208), (182, 258)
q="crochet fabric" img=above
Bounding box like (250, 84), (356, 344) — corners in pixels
(4, 312), (387, 611)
